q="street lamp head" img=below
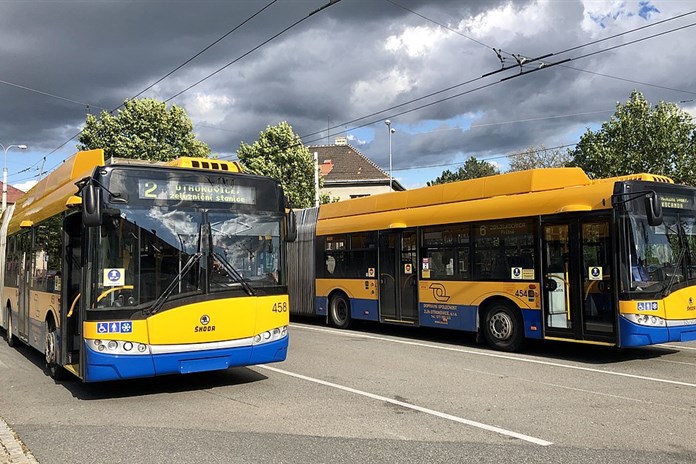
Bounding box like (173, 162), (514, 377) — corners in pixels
(385, 119), (391, 127)
(17, 145), (27, 150)
(390, 128), (396, 134)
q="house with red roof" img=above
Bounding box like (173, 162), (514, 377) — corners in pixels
(309, 137), (405, 202)
(1, 182), (25, 206)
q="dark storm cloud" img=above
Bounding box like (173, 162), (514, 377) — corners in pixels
(1, 0), (694, 185)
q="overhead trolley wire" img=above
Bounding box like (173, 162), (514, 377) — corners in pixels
(216, 11), (696, 162)
(162, 0), (343, 103)
(26, 0), (342, 178)
(124, 0), (280, 105)
(308, 9), (696, 142)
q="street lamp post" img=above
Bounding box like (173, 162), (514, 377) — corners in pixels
(385, 120), (396, 190)
(1, 143), (28, 212)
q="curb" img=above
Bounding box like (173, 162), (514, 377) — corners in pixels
(0, 416), (38, 464)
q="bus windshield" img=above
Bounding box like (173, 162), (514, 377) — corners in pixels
(624, 212), (696, 297)
(92, 205), (283, 310)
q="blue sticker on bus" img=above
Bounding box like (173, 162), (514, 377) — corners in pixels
(94, 321), (133, 333)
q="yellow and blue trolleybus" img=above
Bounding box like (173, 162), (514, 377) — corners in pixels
(289, 167), (696, 351)
(1, 149), (295, 381)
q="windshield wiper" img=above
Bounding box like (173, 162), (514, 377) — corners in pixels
(145, 252), (203, 315)
(213, 251), (256, 296)
(661, 246), (685, 298)
(661, 218), (689, 298)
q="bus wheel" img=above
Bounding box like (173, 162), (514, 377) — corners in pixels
(6, 307), (17, 347)
(482, 302), (525, 352)
(45, 321), (66, 380)
(329, 293), (351, 329)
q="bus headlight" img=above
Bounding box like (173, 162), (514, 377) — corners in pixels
(86, 339), (151, 355)
(623, 313), (667, 327)
(252, 325), (289, 346)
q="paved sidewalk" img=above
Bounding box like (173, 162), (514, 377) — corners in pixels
(0, 416), (38, 464)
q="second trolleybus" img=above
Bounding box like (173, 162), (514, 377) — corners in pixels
(288, 167), (696, 351)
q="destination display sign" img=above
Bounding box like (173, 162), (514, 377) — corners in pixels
(658, 194), (694, 210)
(137, 179), (256, 204)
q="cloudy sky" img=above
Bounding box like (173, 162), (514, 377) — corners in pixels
(1, 0), (695, 191)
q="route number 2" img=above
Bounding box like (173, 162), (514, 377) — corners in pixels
(143, 181), (158, 198)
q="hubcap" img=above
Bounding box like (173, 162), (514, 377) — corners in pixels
(333, 300), (347, 323)
(45, 330), (56, 364)
(489, 312), (513, 340)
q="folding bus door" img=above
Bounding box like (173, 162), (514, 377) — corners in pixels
(541, 216), (616, 343)
(18, 230), (32, 341)
(379, 229), (418, 323)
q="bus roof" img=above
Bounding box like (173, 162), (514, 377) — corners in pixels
(316, 167), (674, 232)
(8, 149), (105, 234)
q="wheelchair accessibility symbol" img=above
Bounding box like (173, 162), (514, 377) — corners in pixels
(103, 268), (125, 286)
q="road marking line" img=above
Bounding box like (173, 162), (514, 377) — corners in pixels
(292, 324), (696, 388)
(258, 364), (553, 447)
(658, 344), (696, 351)
(657, 359), (696, 366)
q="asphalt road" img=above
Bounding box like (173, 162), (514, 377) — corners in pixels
(1, 320), (695, 464)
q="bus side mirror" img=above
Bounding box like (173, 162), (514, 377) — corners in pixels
(82, 183), (102, 227)
(285, 210), (297, 242)
(645, 193), (663, 227)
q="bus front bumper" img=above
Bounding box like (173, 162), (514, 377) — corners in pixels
(619, 316), (696, 347)
(83, 336), (288, 382)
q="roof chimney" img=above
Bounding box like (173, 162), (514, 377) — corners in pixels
(335, 136), (348, 146)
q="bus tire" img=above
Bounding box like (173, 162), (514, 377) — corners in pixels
(6, 307), (17, 347)
(45, 320), (67, 380)
(482, 302), (525, 352)
(329, 293), (351, 329)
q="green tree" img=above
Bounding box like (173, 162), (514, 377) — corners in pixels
(427, 156), (499, 186)
(78, 98), (209, 161)
(320, 192), (340, 204)
(570, 90), (696, 184)
(508, 145), (571, 172)
(237, 121), (316, 208)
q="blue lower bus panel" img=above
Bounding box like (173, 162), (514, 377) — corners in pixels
(619, 317), (669, 347)
(84, 337), (288, 382)
(620, 316), (696, 346)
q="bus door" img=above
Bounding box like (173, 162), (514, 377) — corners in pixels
(541, 217), (616, 343)
(378, 229), (418, 323)
(60, 213), (84, 372)
(17, 230), (32, 341)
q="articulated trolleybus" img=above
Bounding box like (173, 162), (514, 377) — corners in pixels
(1, 149), (295, 381)
(289, 167), (696, 351)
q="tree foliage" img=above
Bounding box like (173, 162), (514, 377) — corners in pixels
(237, 121), (316, 208)
(427, 156), (499, 186)
(507, 145), (572, 172)
(78, 98), (209, 161)
(320, 192), (341, 204)
(570, 90), (696, 184)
